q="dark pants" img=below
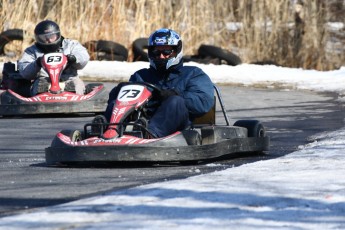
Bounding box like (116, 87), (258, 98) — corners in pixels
(148, 95), (189, 137)
(105, 94), (190, 138)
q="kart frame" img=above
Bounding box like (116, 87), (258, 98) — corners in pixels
(45, 84), (270, 165)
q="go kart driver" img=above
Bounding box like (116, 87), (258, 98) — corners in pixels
(18, 20), (89, 96)
(97, 28), (214, 138)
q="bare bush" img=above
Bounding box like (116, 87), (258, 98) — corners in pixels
(0, 0), (344, 70)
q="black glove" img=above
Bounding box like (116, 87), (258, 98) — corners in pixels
(157, 89), (178, 101)
(35, 57), (42, 68)
(67, 54), (76, 64)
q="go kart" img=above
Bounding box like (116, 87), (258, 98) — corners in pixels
(0, 52), (108, 116)
(45, 82), (270, 165)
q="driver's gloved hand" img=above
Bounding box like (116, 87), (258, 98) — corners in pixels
(158, 89), (179, 101)
(67, 54), (77, 64)
(35, 57), (42, 68)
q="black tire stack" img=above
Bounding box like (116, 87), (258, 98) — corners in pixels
(83, 40), (128, 61)
(0, 29), (243, 66)
(0, 29), (26, 56)
(131, 37), (242, 66)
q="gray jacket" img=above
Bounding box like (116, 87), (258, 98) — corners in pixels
(18, 38), (90, 80)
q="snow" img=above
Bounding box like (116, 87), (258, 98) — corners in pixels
(1, 61), (345, 229)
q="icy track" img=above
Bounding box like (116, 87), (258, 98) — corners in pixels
(0, 61), (344, 229)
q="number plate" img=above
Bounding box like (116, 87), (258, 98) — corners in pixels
(117, 85), (145, 102)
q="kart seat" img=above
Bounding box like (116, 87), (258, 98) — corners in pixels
(192, 84), (230, 127)
(192, 97), (216, 126)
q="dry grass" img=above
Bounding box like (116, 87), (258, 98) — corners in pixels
(1, 0), (344, 70)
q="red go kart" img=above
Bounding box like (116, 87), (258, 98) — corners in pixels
(45, 82), (270, 165)
(0, 52), (107, 116)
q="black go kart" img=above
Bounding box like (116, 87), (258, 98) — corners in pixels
(45, 82), (269, 165)
(0, 52), (108, 116)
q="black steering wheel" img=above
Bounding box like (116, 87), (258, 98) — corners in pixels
(136, 82), (161, 94)
(131, 82), (163, 108)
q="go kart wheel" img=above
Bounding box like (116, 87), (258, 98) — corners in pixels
(57, 130), (84, 142)
(70, 130), (83, 142)
(233, 120), (266, 138)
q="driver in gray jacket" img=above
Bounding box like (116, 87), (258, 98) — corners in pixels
(18, 20), (89, 96)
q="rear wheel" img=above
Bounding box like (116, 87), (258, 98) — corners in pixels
(233, 120), (266, 137)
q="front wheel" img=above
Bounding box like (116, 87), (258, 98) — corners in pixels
(70, 130), (84, 142)
(58, 129), (84, 142)
(50, 130), (84, 148)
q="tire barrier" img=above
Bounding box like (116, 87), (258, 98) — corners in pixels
(131, 39), (242, 66)
(0, 29), (244, 66)
(132, 38), (149, 62)
(198, 44), (242, 66)
(83, 40), (128, 61)
(0, 29), (25, 55)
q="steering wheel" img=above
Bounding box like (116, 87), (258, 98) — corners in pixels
(133, 82), (162, 108)
(137, 82), (161, 94)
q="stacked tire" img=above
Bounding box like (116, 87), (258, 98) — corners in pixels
(131, 37), (242, 66)
(83, 40), (128, 61)
(0, 29), (242, 65)
(0, 29), (26, 57)
(132, 38), (149, 62)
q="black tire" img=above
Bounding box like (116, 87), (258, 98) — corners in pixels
(96, 53), (127, 61)
(233, 120), (266, 138)
(83, 40), (128, 61)
(198, 44), (242, 66)
(58, 130), (75, 136)
(183, 55), (221, 65)
(96, 40), (128, 59)
(52, 130), (84, 143)
(251, 60), (279, 66)
(132, 37), (149, 62)
(51, 130), (71, 147)
(70, 130), (83, 142)
(0, 29), (24, 55)
(182, 130), (202, 146)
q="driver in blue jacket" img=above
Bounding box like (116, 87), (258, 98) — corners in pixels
(100, 28), (214, 138)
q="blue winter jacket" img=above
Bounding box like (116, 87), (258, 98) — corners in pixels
(129, 62), (214, 119)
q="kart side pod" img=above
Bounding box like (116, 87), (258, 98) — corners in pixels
(201, 126), (247, 145)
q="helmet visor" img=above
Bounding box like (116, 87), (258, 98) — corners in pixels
(149, 46), (177, 58)
(36, 31), (60, 44)
(151, 48), (174, 57)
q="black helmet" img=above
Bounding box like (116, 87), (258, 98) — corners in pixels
(148, 28), (183, 71)
(34, 20), (62, 53)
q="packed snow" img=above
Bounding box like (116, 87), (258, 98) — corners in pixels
(0, 60), (344, 229)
